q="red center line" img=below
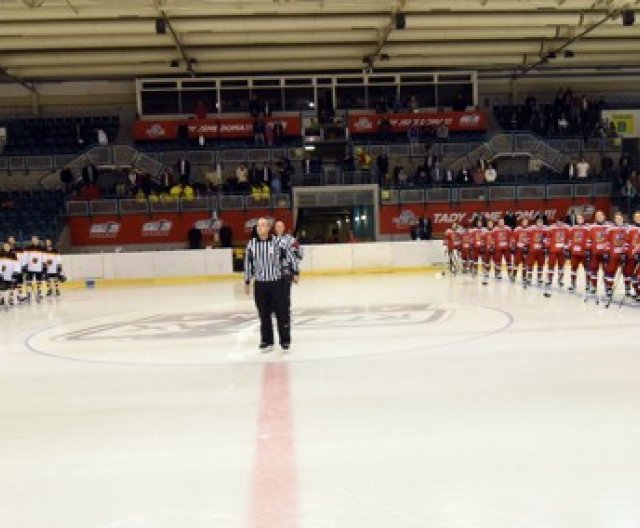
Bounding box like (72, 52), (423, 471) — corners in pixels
(248, 363), (299, 528)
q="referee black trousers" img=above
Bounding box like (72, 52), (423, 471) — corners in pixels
(254, 279), (290, 346)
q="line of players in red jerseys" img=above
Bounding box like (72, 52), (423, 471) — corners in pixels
(0, 235), (65, 310)
(444, 210), (640, 299)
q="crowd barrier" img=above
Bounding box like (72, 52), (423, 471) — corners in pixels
(61, 240), (447, 282)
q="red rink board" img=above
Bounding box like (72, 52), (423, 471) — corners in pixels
(68, 209), (293, 246)
(380, 198), (612, 236)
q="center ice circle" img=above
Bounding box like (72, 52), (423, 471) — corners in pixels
(26, 302), (512, 366)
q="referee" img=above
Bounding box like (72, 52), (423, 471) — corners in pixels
(244, 218), (299, 352)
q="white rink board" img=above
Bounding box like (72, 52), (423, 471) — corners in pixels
(61, 241), (446, 280)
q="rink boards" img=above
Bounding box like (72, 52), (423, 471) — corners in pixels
(61, 240), (447, 284)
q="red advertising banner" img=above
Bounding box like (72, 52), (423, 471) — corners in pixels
(68, 209), (293, 246)
(348, 110), (488, 134)
(380, 198), (611, 236)
(133, 115), (302, 141)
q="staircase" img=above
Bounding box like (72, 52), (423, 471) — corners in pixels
(448, 133), (571, 174)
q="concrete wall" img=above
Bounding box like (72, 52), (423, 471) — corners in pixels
(61, 240), (446, 281)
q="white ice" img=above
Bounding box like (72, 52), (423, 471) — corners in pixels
(2, 271), (640, 528)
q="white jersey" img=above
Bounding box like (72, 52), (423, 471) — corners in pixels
(0, 252), (19, 282)
(24, 244), (45, 273)
(44, 248), (62, 275)
(277, 233), (303, 262)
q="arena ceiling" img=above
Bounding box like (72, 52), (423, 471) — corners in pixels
(0, 0), (640, 82)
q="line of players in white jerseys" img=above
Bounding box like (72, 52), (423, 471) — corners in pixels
(0, 235), (65, 311)
(444, 210), (640, 301)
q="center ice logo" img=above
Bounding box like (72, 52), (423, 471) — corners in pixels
(51, 304), (451, 342)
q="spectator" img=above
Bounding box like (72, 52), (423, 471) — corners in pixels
(273, 120), (285, 145)
(565, 160), (576, 180)
(557, 114), (569, 135)
(59, 166), (74, 194)
(235, 164), (249, 193)
(270, 172), (282, 194)
(194, 99), (207, 119)
(219, 222), (233, 248)
(576, 157), (590, 179)
(459, 166), (471, 185)
(265, 122), (275, 147)
(607, 121), (618, 138)
(236, 163), (249, 183)
(96, 128), (108, 146)
(504, 210), (517, 229)
(378, 116), (393, 142)
(408, 95), (419, 113)
(452, 94), (467, 112)
(436, 122), (449, 142)
(375, 97), (388, 114)
(176, 156), (191, 184)
(407, 120), (420, 143)
(430, 159), (443, 184)
(249, 94), (262, 118)
(259, 162), (272, 185)
(253, 118), (266, 146)
(225, 171), (239, 193)
(82, 162), (98, 185)
(187, 226), (202, 249)
(472, 163), (485, 185)
(418, 216), (432, 240)
(484, 163), (497, 183)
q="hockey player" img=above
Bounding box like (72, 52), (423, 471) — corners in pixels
(510, 217), (530, 283)
(492, 218), (512, 279)
(24, 235), (46, 302)
(482, 219), (496, 282)
(624, 211), (640, 299)
(586, 210), (609, 295)
(526, 215), (548, 286)
(0, 241), (20, 310)
(443, 223), (462, 274)
(8, 236), (27, 302)
(566, 214), (590, 292)
(469, 217), (486, 277)
(602, 211), (628, 298)
(545, 218), (569, 288)
(44, 239), (64, 297)
(460, 224), (473, 274)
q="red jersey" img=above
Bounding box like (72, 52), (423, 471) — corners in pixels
(461, 229), (472, 250)
(472, 227), (487, 249)
(512, 226), (530, 250)
(444, 228), (462, 251)
(627, 225), (640, 257)
(485, 228), (497, 250)
(546, 223), (569, 253)
(587, 223), (609, 254)
(493, 226), (512, 250)
(606, 224), (628, 255)
(526, 225), (547, 251)
(568, 224), (589, 255)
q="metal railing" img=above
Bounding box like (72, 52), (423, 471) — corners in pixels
(66, 193), (292, 216)
(381, 181), (612, 206)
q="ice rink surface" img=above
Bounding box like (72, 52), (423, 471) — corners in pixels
(2, 271), (640, 528)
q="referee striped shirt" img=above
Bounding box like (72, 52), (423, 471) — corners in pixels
(244, 235), (299, 284)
